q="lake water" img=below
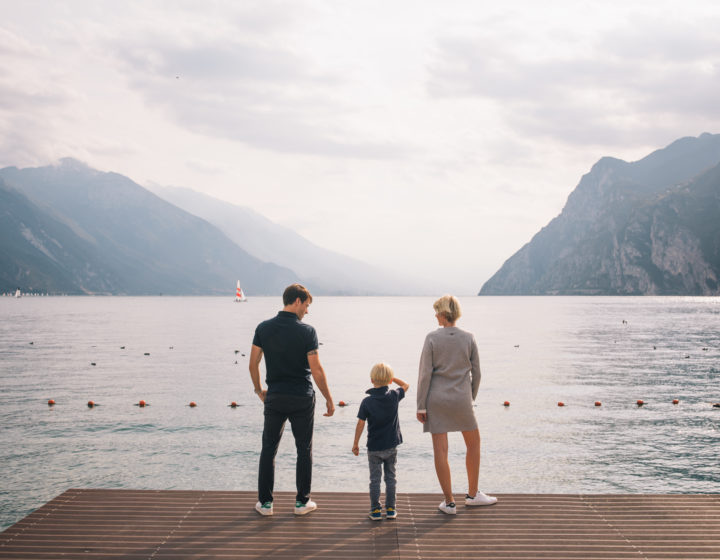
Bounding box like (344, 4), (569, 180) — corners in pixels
(1, 296), (719, 530)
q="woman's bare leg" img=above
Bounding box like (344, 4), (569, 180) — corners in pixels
(431, 432), (454, 503)
(462, 429), (480, 497)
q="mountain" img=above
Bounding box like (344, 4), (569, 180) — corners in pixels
(479, 133), (720, 295)
(0, 159), (298, 295)
(147, 184), (426, 295)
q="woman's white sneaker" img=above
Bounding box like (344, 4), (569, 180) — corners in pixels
(438, 501), (457, 514)
(465, 492), (497, 506)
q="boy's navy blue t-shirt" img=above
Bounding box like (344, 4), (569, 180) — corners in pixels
(252, 311), (318, 397)
(357, 386), (405, 451)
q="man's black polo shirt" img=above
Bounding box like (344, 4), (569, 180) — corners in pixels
(252, 311), (318, 397)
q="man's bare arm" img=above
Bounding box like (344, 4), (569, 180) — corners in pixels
(307, 351), (334, 417)
(249, 344), (266, 401)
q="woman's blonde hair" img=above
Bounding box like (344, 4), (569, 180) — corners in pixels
(433, 295), (462, 323)
(370, 362), (394, 386)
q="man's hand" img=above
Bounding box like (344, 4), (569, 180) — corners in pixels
(324, 400), (335, 417)
(352, 445), (359, 456)
(417, 411), (427, 423)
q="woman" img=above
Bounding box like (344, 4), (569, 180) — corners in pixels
(416, 295), (497, 514)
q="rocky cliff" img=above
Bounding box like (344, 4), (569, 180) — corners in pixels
(479, 133), (720, 295)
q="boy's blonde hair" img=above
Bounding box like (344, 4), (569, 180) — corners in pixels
(433, 294), (462, 323)
(370, 362), (394, 386)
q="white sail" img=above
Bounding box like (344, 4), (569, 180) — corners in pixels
(234, 280), (247, 302)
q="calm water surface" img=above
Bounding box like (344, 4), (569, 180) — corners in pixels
(1, 296), (719, 530)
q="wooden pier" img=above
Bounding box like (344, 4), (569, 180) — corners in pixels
(1, 490), (719, 559)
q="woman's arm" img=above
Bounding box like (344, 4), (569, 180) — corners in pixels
(470, 334), (481, 400)
(416, 335), (433, 418)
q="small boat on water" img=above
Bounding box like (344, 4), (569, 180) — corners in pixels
(14, 288), (21, 298)
(234, 281), (247, 302)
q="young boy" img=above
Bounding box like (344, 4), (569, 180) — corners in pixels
(352, 363), (409, 521)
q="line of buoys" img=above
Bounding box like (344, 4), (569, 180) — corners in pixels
(498, 399), (718, 408)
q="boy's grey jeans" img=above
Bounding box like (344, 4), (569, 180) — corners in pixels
(367, 447), (397, 510)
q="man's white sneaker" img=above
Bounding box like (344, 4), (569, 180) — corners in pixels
(255, 501), (273, 516)
(294, 500), (317, 515)
(465, 492), (498, 506)
(438, 500), (457, 515)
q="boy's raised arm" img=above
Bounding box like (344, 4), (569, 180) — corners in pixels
(392, 377), (410, 392)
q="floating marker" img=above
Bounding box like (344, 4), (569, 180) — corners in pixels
(229, 402), (238, 408)
(144, 353), (150, 356)
(189, 401), (197, 407)
(557, 402), (565, 407)
(120, 346), (125, 349)
(47, 399), (55, 406)
(234, 350), (239, 354)
(91, 362), (96, 366)
(87, 400), (96, 408)
(338, 401), (347, 407)
(673, 399), (679, 405)
(136, 400), (147, 407)
(595, 401), (602, 407)
(503, 401), (510, 407)
(637, 399), (644, 406)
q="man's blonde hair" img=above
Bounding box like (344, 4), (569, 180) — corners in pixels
(433, 294), (462, 323)
(370, 362), (394, 386)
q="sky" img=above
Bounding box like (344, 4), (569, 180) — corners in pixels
(1, 0), (720, 294)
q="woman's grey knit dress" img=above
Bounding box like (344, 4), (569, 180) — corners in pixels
(417, 326), (481, 434)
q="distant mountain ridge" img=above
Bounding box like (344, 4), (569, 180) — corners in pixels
(147, 184), (425, 295)
(0, 159), (297, 295)
(480, 133), (720, 295)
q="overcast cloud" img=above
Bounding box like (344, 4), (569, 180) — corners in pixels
(1, 0), (720, 293)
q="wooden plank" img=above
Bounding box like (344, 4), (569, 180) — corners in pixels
(1, 490), (718, 559)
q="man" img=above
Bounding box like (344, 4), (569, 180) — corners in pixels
(249, 283), (334, 516)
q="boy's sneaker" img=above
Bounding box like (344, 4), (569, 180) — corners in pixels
(294, 500), (317, 516)
(465, 491), (498, 506)
(438, 500), (456, 515)
(255, 501), (273, 516)
(385, 507), (397, 519)
(368, 508), (383, 521)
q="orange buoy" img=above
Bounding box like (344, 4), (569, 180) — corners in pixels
(338, 400), (347, 407)
(47, 399), (55, 406)
(138, 400), (147, 407)
(557, 402), (565, 407)
(189, 401), (197, 407)
(229, 401), (238, 408)
(503, 401), (510, 407)
(637, 399), (644, 406)
(87, 400), (95, 408)
(594, 401), (602, 407)
(673, 399), (679, 405)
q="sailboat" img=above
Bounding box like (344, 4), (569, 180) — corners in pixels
(234, 281), (247, 302)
